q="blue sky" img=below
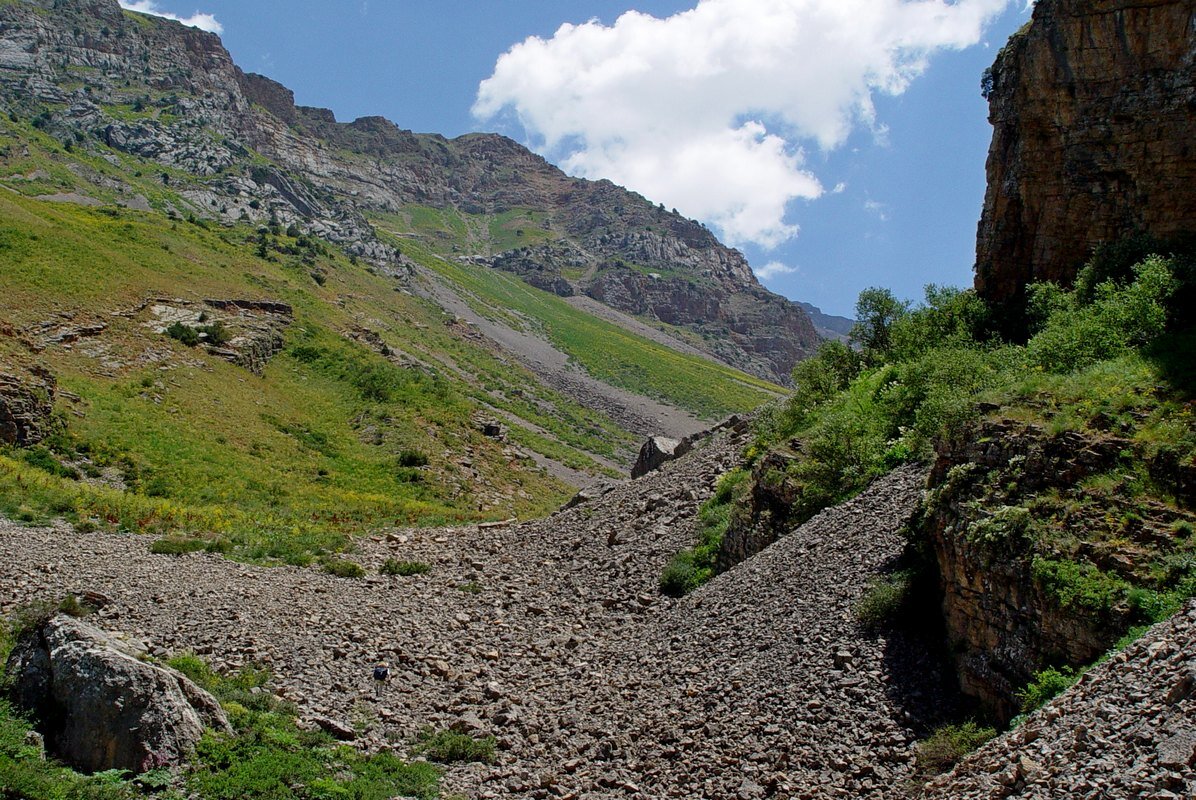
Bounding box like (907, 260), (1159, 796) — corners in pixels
(120, 1), (1032, 318)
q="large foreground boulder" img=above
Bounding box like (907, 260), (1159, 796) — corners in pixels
(6, 614), (232, 773)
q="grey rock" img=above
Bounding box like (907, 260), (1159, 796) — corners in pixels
(6, 614), (231, 773)
(630, 436), (680, 479)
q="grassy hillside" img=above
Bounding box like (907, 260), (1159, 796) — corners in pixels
(372, 210), (784, 419)
(0, 176), (637, 561)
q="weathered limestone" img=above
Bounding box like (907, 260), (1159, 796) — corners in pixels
(974, 0), (1196, 303)
(6, 614), (231, 773)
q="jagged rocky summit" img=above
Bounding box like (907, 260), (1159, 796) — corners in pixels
(0, 0), (820, 384)
(974, 0), (1196, 304)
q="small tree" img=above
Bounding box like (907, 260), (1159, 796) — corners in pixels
(850, 287), (909, 363)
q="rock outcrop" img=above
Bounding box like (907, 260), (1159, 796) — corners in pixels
(974, 0), (1196, 304)
(0, 365), (58, 446)
(917, 417), (1196, 721)
(630, 436), (681, 479)
(6, 614), (231, 773)
(145, 299), (292, 375)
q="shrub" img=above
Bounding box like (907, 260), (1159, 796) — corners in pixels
(381, 559), (429, 576)
(659, 550), (704, 598)
(915, 722), (997, 776)
(1016, 666), (1079, 714)
(397, 449), (429, 468)
(1030, 557), (1130, 619)
(199, 321), (232, 347)
(411, 727), (497, 764)
(321, 558), (366, 578)
(1026, 257), (1176, 373)
(165, 321), (200, 346)
(965, 505), (1033, 549)
(853, 569), (916, 629)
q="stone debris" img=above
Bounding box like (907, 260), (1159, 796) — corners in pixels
(0, 423), (958, 798)
(925, 602), (1196, 799)
(2, 413), (1192, 797)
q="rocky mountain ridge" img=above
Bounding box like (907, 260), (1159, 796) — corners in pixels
(0, 0), (819, 383)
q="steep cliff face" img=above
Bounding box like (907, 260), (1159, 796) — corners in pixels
(974, 0), (1196, 303)
(0, 0), (818, 383)
(917, 418), (1196, 722)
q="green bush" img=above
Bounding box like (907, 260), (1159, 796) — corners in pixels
(199, 322), (232, 347)
(19, 447), (80, 480)
(853, 569), (916, 629)
(1016, 666), (1079, 714)
(914, 722), (997, 776)
(166, 321), (200, 346)
(321, 558), (366, 578)
(1031, 557), (1130, 619)
(1026, 257), (1176, 373)
(397, 449), (428, 468)
(659, 549), (704, 598)
(411, 727), (496, 764)
(381, 559), (429, 576)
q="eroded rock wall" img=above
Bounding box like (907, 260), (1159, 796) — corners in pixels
(974, 0), (1196, 304)
(918, 418), (1195, 722)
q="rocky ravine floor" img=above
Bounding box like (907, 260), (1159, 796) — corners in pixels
(4, 425), (1192, 798)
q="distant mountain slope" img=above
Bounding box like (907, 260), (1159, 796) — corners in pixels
(797, 301), (854, 341)
(0, 0), (793, 563)
(0, 0), (820, 384)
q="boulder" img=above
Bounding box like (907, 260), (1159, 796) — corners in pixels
(562, 480), (617, 510)
(6, 614), (232, 774)
(630, 436), (680, 479)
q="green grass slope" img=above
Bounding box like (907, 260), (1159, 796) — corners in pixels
(372, 209), (784, 419)
(0, 175), (636, 562)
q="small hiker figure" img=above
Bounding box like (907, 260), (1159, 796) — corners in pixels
(372, 660), (390, 699)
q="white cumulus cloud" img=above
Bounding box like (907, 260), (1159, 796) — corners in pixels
(475, 0), (1011, 249)
(755, 261), (798, 280)
(118, 1), (223, 34)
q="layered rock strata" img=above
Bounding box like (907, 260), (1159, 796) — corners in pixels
(919, 418), (1196, 721)
(0, 365), (58, 446)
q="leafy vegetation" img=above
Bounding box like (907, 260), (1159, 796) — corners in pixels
(659, 469), (747, 596)
(168, 654), (441, 800)
(381, 559), (430, 576)
(669, 245), (1196, 679)
(914, 722), (997, 776)
(1015, 666), (1080, 715)
(410, 728), (497, 765)
(853, 569), (918, 629)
